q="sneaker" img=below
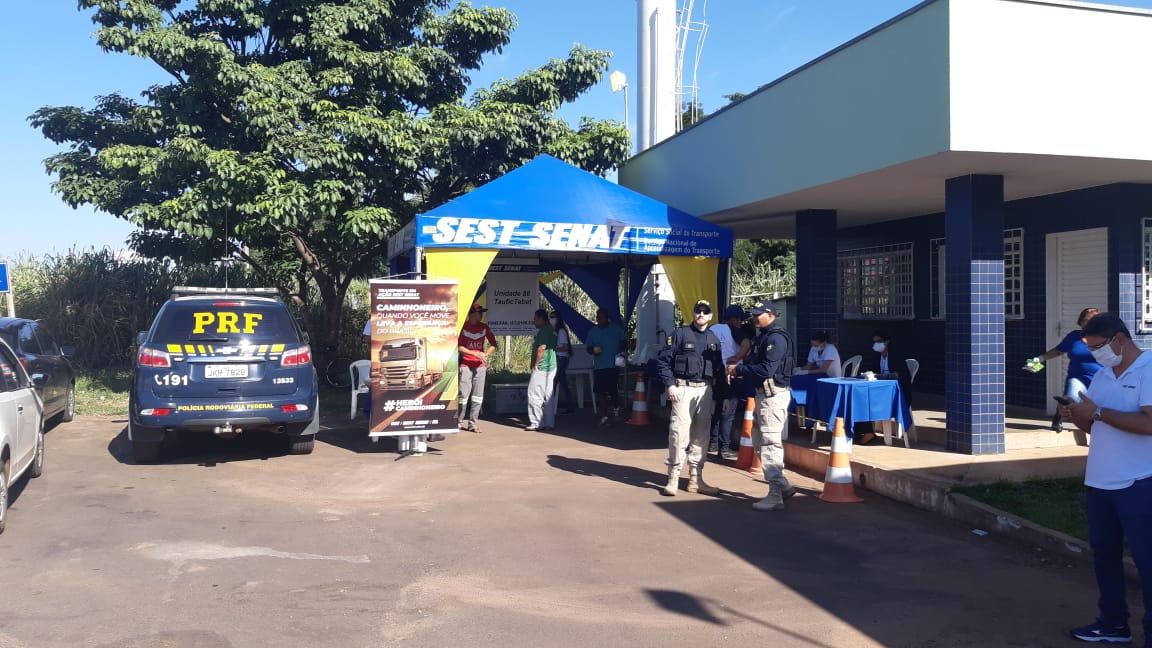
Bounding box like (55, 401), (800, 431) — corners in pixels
(720, 449), (739, 461)
(525, 425), (540, 431)
(752, 496), (784, 512)
(708, 440), (719, 454)
(598, 416), (611, 427)
(1069, 622), (1132, 643)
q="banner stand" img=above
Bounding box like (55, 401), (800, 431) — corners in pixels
(366, 279), (460, 453)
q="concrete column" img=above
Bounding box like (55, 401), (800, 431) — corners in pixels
(944, 175), (1005, 455)
(795, 210), (839, 351)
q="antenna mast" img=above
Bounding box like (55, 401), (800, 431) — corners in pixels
(675, 0), (709, 132)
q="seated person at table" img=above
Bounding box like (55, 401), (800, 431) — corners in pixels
(856, 331), (911, 444)
(801, 331), (842, 377)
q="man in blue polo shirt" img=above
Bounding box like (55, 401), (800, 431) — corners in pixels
(584, 307), (625, 426)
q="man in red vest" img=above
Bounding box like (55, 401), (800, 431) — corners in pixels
(458, 304), (498, 433)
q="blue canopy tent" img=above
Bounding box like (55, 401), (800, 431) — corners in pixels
(386, 155), (734, 340)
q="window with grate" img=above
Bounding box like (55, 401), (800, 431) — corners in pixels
(1143, 219), (1152, 329)
(1003, 228), (1024, 320)
(929, 229), (1025, 320)
(838, 243), (914, 319)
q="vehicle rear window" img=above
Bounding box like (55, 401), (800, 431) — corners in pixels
(0, 347), (20, 392)
(151, 302), (300, 344)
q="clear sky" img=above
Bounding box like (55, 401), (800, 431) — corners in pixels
(4, 0), (1152, 260)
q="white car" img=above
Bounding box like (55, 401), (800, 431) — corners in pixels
(0, 337), (45, 534)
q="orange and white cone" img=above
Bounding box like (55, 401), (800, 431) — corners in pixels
(626, 372), (651, 426)
(819, 417), (863, 503)
(734, 396), (762, 474)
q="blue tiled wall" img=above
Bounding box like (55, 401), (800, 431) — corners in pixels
(823, 182), (1152, 425)
(796, 210), (838, 349)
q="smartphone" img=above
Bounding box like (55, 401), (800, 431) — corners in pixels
(1053, 396), (1072, 406)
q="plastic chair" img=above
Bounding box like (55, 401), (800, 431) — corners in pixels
(349, 360), (372, 420)
(906, 358), (920, 385)
(842, 355), (863, 377)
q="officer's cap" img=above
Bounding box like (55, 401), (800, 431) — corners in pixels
(749, 300), (778, 316)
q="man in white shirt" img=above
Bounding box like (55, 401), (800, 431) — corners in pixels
(709, 305), (752, 460)
(1060, 313), (1152, 645)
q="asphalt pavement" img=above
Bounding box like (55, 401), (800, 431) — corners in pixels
(0, 412), (1128, 648)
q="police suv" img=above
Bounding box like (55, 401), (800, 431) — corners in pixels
(129, 287), (319, 463)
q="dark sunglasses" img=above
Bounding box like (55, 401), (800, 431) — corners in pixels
(1084, 336), (1114, 352)
(693, 307), (712, 315)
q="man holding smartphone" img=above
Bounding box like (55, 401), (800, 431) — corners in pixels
(1058, 313), (1152, 645)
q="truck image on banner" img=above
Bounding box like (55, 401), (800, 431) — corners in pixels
(366, 279), (458, 438)
(378, 336), (442, 390)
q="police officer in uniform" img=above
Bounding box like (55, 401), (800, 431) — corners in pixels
(656, 299), (725, 497)
(735, 300), (798, 511)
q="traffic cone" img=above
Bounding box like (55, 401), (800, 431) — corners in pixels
(626, 371), (651, 426)
(819, 417), (863, 503)
(734, 396), (761, 474)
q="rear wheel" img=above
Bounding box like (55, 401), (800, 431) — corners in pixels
(0, 469), (8, 534)
(61, 385), (75, 422)
(325, 356), (353, 388)
(287, 434), (315, 455)
(30, 425), (45, 478)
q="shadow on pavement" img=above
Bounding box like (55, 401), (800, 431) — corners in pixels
(648, 492), (1094, 647)
(493, 410), (669, 452)
(107, 426), (296, 466)
(644, 589), (837, 645)
(546, 455), (668, 492)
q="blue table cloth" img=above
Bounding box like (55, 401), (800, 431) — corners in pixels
(788, 372), (828, 408)
(807, 377), (914, 438)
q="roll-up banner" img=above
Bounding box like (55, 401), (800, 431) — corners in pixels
(367, 279), (459, 437)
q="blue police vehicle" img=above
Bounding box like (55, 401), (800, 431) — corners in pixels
(129, 287), (319, 463)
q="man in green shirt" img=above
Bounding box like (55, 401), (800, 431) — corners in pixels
(526, 308), (558, 431)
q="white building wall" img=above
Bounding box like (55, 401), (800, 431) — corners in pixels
(621, 0), (952, 217)
(949, 0), (1152, 159)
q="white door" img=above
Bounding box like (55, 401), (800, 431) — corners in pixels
(1044, 228), (1108, 412)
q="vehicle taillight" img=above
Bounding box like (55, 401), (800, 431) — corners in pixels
(281, 345), (312, 367)
(18, 357), (29, 371)
(280, 403), (311, 413)
(140, 408), (172, 416)
(138, 347), (172, 368)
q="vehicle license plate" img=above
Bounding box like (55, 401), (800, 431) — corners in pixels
(205, 365), (248, 379)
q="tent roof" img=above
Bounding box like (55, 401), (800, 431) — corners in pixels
(390, 155), (733, 259)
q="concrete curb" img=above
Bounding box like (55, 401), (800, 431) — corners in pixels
(783, 441), (1140, 581)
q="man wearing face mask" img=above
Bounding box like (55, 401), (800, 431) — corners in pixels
(656, 299), (725, 497)
(862, 331), (909, 393)
(856, 331), (911, 443)
(1058, 313), (1152, 646)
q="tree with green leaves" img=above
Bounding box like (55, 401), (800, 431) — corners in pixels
(31, 0), (630, 352)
